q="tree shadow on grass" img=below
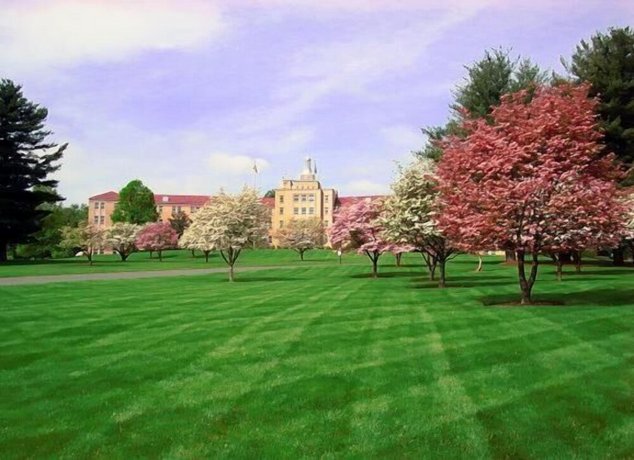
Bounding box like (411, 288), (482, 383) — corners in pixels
(410, 279), (515, 289)
(228, 276), (308, 283)
(349, 271), (417, 279)
(481, 289), (634, 307)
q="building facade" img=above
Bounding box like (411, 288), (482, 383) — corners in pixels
(271, 158), (336, 236)
(88, 158), (380, 246)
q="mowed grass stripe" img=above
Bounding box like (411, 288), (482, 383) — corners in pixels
(0, 257), (632, 458)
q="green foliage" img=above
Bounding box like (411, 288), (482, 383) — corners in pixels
(418, 50), (547, 162)
(566, 27), (634, 185)
(452, 49), (548, 121)
(264, 189), (276, 198)
(15, 202), (88, 259)
(168, 210), (191, 237)
(0, 79), (67, 261)
(111, 179), (158, 224)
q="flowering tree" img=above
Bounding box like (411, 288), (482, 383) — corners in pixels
(135, 222), (178, 261)
(185, 188), (269, 281)
(390, 244), (414, 267)
(179, 217), (215, 263)
(275, 217), (325, 260)
(382, 158), (457, 287)
(437, 84), (624, 304)
(60, 222), (104, 265)
(105, 222), (140, 261)
(623, 191), (634, 264)
(329, 199), (392, 278)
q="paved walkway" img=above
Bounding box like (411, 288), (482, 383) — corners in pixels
(0, 265), (298, 286)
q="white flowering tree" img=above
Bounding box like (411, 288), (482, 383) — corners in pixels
(179, 219), (215, 263)
(106, 222), (141, 261)
(60, 222), (104, 265)
(624, 191), (634, 264)
(275, 217), (325, 260)
(188, 187), (269, 281)
(382, 158), (457, 288)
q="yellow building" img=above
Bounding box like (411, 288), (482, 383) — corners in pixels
(271, 158), (336, 238)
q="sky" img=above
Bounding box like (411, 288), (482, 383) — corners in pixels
(1, 0), (632, 204)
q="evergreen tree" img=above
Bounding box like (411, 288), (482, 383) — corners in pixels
(169, 210), (191, 237)
(16, 202), (87, 259)
(0, 79), (67, 261)
(111, 179), (158, 224)
(418, 49), (547, 162)
(566, 27), (634, 186)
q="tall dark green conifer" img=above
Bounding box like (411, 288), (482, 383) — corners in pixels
(567, 27), (634, 186)
(0, 79), (67, 262)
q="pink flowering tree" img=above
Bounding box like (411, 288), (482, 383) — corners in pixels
(135, 222), (178, 261)
(329, 199), (392, 278)
(437, 84), (624, 304)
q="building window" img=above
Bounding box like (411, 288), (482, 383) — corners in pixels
(325, 195), (329, 203)
(308, 194), (314, 202)
(293, 194), (299, 202)
(324, 220), (329, 226)
(301, 194), (306, 202)
(324, 207), (329, 214)
(94, 202), (99, 209)
(100, 202), (105, 210)
(100, 216), (105, 224)
(279, 195), (284, 203)
(279, 207), (284, 215)
(93, 216), (99, 224)
(308, 207), (314, 215)
(279, 220), (284, 228)
(301, 207), (306, 215)
(294, 207), (299, 215)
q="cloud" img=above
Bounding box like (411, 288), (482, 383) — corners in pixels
(380, 125), (426, 154)
(207, 153), (270, 175)
(341, 179), (390, 196)
(0, 0), (226, 73)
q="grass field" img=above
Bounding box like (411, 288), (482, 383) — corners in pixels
(0, 255), (632, 458)
(0, 249), (347, 278)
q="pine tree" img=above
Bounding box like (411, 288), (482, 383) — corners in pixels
(566, 27), (634, 186)
(0, 79), (67, 261)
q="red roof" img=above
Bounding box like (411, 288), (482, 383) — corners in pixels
(90, 191), (277, 209)
(336, 195), (386, 207)
(89, 191), (119, 201)
(154, 194), (211, 206)
(260, 197), (275, 209)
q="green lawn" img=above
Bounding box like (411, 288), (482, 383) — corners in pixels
(0, 248), (350, 278)
(0, 255), (632, 458)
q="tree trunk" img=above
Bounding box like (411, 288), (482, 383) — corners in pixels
(476, 255), (483, 272)
(366, 250), (379, 278)
(395, 253), (402, 267)
(438, 259), (446, 288)
(204, 250), (209, 263)
(87, 252), (93, 266)
(149, 250), (153, 259)
(229, 264), (235, 282)
(191, 249), (196, 258)
(505, 249), (516, 264)
(0, 242), (7, 262)
(158, 250), (162, 262)
(121, 252), (129, 262)
(300, 250), (304, 261)
(572, 251), (581, 273)
(517, 250), (539, 304)
(613, 247), (624, 266)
